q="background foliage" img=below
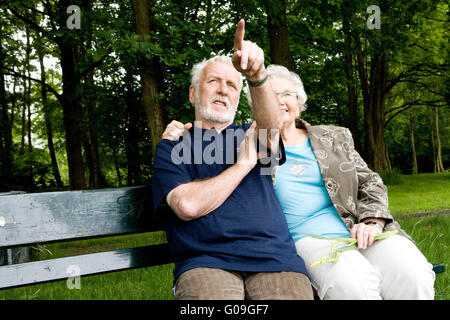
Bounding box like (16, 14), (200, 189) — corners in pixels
(0, 0), (447, 191)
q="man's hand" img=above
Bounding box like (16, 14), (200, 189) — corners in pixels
(237, 122), (258, 170)
(232, 19), (265, 82)
(167, 122), (259, 222)
(162, 120), (192, 141)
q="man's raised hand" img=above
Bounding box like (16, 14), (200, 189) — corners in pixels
(232, 19), (265, 82)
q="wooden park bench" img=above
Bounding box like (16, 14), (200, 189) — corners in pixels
(0, 186), (173, 290)
(0, 186), (446, 292)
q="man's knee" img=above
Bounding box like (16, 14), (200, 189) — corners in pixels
(245, 272), (314, 300)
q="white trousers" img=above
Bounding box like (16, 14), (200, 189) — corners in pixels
(295, 235), (436, 300)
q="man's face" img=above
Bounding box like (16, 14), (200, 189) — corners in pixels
(190, 61), (241, 123)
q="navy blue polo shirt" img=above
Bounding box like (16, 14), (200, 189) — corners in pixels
(152, 122), (308, 281)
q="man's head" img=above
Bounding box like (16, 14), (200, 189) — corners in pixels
(189, 56), (243, 125)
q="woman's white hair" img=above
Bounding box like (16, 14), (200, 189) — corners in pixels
(246, 64), (308, 112)
(190, 55), (244, 92)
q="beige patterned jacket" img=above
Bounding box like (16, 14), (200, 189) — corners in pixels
(273, 119), (412, 242)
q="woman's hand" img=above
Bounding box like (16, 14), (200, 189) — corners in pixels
(350, 222), (383, 249)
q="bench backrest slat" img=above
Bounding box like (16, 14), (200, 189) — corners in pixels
(0, 244), (172, 289)
(0, 186), (162, 248)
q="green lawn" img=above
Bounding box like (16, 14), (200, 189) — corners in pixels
(387, 172), (449, 215)
(0, 232), (176, 300)
(396, 215), (449, 300)
(1, 172), (448, 300)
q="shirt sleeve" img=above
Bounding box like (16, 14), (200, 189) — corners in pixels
(151, 139), (192, 213)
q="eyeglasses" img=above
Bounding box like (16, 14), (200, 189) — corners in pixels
(274, 91), (298, 100)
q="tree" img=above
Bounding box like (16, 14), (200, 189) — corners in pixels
(0, 0), (447, 192)
(35, 33), (63, 187)
(264, 0), (295, 70)
(5, 0), (116, 189)
(342, 0), (362, 153)
(131, 0), (166, 153)
(0, 16), (12, 185)
(429, 106), (445, 172)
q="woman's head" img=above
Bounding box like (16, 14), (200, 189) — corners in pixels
(246, 64), (307, 126)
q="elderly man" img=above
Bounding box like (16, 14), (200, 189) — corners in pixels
(152, 20), (312, 300)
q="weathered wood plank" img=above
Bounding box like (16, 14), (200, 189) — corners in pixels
(0, 244), (173, 290)
(0, 186), (163, 248)
(0, 191), (27, 196)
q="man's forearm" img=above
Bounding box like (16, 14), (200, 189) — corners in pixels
(232, 19), (280, 130)
(248, 77), (282, 130)
(168, 163), (253, 221)
(248, 78), (281, 154)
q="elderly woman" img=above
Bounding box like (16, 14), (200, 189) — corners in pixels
(245, 64), (436, 300)
(161, 64), (436, 300)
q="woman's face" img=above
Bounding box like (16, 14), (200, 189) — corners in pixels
(269, 78), (300, 127)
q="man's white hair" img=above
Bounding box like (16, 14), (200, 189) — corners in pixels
(190, 55), (244, 123)
(246, 64), (308, 112)
(190, 55), (244, 93)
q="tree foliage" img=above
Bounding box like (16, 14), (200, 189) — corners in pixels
(0, 0), (447, 191)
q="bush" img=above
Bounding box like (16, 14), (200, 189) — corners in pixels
(380, 168), (403, 185)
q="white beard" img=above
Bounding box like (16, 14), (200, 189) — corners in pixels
(195, 94), (238, 123)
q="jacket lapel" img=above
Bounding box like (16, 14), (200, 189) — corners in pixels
(296, 119), (332, 179)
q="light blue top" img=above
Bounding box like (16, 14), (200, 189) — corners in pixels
(274, 136), (350, 242)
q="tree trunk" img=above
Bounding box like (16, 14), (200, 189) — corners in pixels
(409, 115), (418, 174)
(355, 38), (389, 172)
(58, 41), (86, 190)
(20, 75), (27, 155)
(60, 52), (86, 189)
(342, 7), (362, 153)
(83, 71), (106, 188)
(266, 0), (295, 70)
(124, 68), (141, 186)
(82, 134), (93, 187)
(112, 144), (122, 187)
(37, 39), (63, 187)
(433, 106), (445, 172)
(56, 1), (86, 190)
(25, 27), (32, 153)
(429, 107), (437, 172)
(131, 0), (167, 153)
(0, 22), (12, 184)
(369, 55), (389, 172)
(79, 0), (106, 189)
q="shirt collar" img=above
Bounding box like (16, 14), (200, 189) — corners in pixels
(189, 122), (238, 135)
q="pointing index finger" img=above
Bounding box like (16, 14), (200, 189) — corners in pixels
(233, 19), (245, 51)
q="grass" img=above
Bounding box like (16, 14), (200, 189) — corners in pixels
(0, 264), (174, 300)
(0, 172), (448, 300)
(395, 215), (449, 300)
(2, 215), (447, 300)
(0, 231), (175, 300)
(386, 172), (450, 215)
